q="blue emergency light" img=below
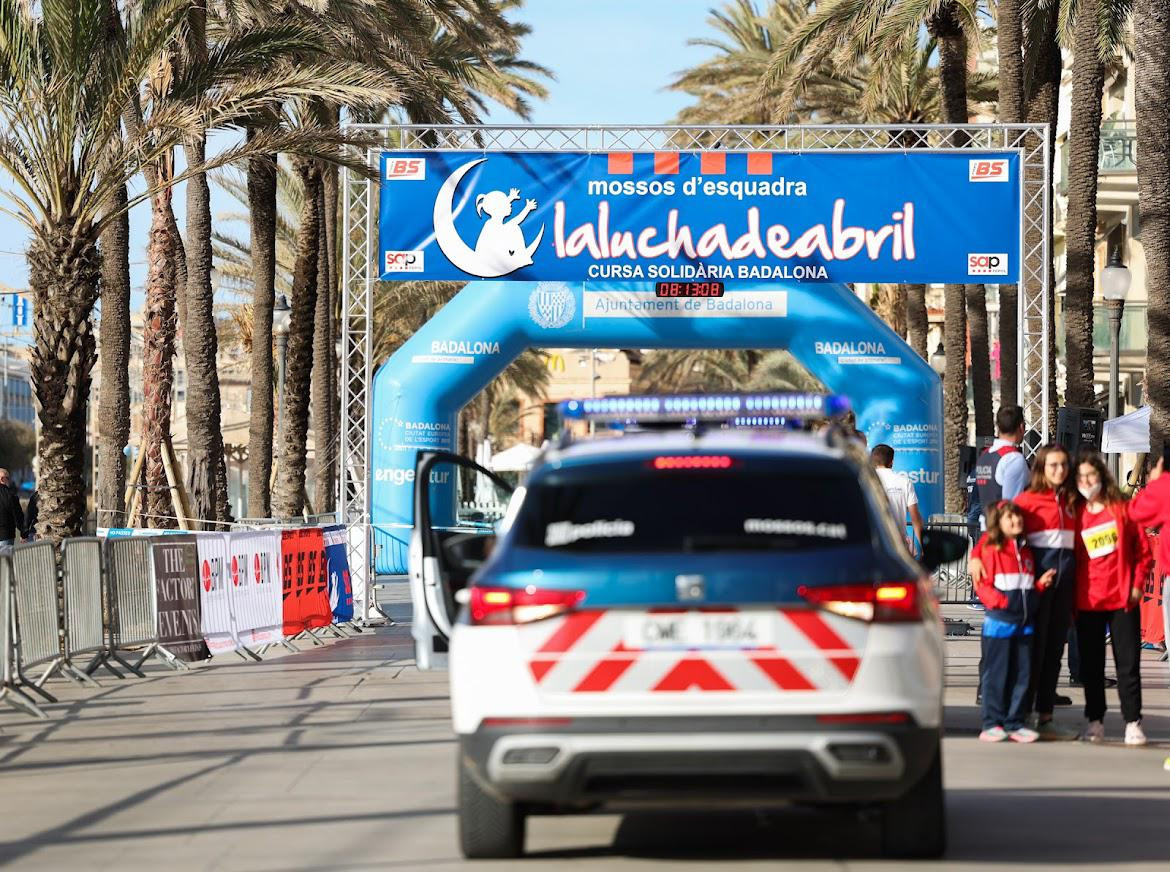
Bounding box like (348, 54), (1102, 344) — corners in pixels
(558, 392), (851, 425)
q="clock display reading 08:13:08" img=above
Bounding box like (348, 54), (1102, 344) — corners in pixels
(654, 281), (726, 298)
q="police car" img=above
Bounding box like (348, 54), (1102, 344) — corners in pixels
(408, 392), (962, 860)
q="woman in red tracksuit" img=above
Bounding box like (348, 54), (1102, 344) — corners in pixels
(975, 444), (1078, 738)
(974, 500), (1055, 742)
(1073, 451), (1153, 745)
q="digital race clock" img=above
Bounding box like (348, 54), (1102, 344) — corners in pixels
(654, 281), (726, 298)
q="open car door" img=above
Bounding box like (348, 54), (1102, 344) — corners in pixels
(408, 451), (515, 669)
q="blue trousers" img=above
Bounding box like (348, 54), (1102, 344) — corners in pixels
(981, 632), (1032, 730)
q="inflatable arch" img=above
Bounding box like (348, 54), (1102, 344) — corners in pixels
(370, 280), (942, 573)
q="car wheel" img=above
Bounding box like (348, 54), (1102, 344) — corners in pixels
(458, 758), (525, 859)
(880, 739), (946, 859)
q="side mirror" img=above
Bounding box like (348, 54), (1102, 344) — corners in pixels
(920, 530), (968, 571)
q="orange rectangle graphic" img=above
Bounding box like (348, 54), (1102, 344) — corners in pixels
(654, 152), (680, 174)
(746, 152), (773, 175)
(607, 152), (634, 174)
(700, 152), (726, 175)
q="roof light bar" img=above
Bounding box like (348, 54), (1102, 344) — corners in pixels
(559, 392), (851, 425)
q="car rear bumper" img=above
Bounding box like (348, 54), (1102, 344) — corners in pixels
(460, 715), (939, 808)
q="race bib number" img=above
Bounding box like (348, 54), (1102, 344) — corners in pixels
(1081, 520), (1119, 559)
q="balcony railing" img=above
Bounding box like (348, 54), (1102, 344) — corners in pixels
(1099, 121), (1137, 172)
(1058, 120), (1137, 193)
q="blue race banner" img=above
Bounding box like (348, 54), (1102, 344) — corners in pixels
(323, 525), (354, 623)
(378, 151), (1020, 284)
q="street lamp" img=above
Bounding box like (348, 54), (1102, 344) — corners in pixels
(273, 294), (292, 447)
(1102, 249), (1132, 476)
(930, 341), (946, 376)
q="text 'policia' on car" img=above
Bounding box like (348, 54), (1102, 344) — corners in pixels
(406, 391), (966, 860)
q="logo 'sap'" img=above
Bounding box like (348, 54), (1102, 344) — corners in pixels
(433, 158), (544, 277)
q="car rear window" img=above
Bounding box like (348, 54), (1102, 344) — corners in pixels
(512, 457), (873, 553)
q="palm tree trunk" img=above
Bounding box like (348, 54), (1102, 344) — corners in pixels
(1134, 0), (1170, 452)
(272, 158), (322, 519)
(183, 132), (231, 529)
(142, 183), (180, 528)
(1026, 2), (1062, 434)
(905, 283), (928, 357)
(967, 285), (994, 439)
(28, 222), (100, 541)
(1063, 0), (1106, 409)
(931, 2), (971, 511)
(872, 284), (907, 336)
(97, 184), (131, 530)
(246, 139), (278, 518)
(996, 0), (1024, 408)
(312, 183), (336, 514)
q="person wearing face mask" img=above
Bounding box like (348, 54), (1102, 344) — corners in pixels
(972, 443), (1079, 737)
(1072, 451), (1152, 745)
(1130, 451), (1170, 660)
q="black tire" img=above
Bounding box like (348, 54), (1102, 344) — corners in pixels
(458, 758), (525, 859)
(880, 740), (946, 859)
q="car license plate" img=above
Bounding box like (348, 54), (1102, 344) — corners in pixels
(623, 612), (773, 650)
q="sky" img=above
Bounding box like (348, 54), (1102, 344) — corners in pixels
(0, 0), (719, 335)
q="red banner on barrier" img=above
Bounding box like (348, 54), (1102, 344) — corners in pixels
(281, 529), (333, 635)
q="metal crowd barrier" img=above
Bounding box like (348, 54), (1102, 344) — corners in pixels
(10, 542), (61, 703)
(1, 554), (47, 718)
(926, 513), (974, 604)
(0, 523), (373, 720)
(104, 537), (185, 674)
(60, 538), (104, 686)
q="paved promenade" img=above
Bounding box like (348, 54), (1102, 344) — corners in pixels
(3, 592), (1170, 870)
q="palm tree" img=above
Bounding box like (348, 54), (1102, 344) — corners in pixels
(1023, 0), (1062, 434)
(0, 0), (406, 539)
(1063, 0), (1133, 409)
(996, 0), (1025, 407)
(272, 154), (322, 519)
(1134, 0), (1170, 451)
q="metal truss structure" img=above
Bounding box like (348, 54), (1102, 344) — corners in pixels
(340, 124), (1052, 587)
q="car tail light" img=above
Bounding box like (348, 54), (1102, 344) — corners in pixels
(650, 455), (734, 470)
(798, 580), (925, 623)
(469, 585), (586, 625)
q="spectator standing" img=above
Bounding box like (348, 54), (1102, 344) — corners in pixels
(871, 444), (924, 554)
(0, 467), (24, 557)
(1073, 452), (1152, 745)
(974, 406), (1030, 519)
(1131, 452), (1170, 665)
(974, 500), (1055, 743)
(1013, 444), (1080, 733)
(974, 443), (1079, 734)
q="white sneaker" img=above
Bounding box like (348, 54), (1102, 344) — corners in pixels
(1083, 720), (1105, 744)
(1125, 721), (1147, 746)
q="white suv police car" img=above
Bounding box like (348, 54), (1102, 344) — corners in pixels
(408, 393), (961, 860)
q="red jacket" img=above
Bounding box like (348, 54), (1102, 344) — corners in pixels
(1014, 488), (1076, 552)
(972, 533), (1040, 623)
(1129, 475), (1170, 574)
(1074, 501), (1153, 612)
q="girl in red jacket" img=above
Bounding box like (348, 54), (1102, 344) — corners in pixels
(1073, 452), (1153, 745)
(974, 501), (1055, 743)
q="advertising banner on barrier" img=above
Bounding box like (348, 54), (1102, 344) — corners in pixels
(151, 536), (211, 662)
(378, 151), (1021, 284)
(281, 529), (333, 635)
(228, 530), (284, 646)
(323, 525), (354, 623)
(196, 533), (239, 655)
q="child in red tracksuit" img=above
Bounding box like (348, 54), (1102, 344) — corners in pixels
(975, 501), (1055, 743)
